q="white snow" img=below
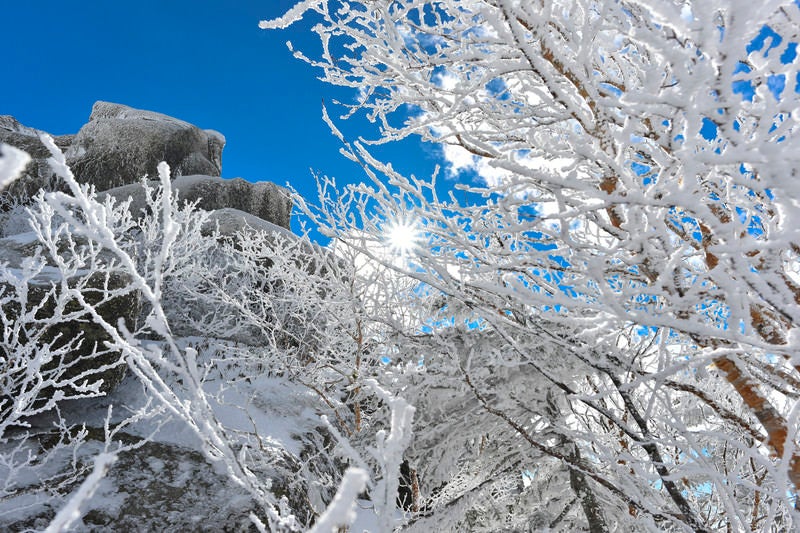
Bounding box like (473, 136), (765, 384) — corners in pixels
(0, 143), (31, 190)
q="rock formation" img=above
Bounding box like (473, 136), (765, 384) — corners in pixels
(0, 103), (329, 531)
(0, 230), (140, 415)
(0, 102), (301, 387)
(0, 103), (294, 395)
(66, 101), (225, 191)
(0, 101), (291, 231)
(99, 175), (292, 230)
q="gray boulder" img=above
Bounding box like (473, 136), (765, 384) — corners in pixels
(66, 102), (225, 191)
(0, 435), (260, 532)
(99, 175), (292, 230)
(173, 175), (292, 230)
(204, 207), (296, 240)
(80, 441), (259, 532)
(0, 105), (294, 231)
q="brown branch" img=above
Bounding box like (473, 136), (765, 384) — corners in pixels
(665, 380), (766, 444)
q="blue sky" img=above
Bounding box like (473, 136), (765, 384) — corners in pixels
(3, 1), (439, 234)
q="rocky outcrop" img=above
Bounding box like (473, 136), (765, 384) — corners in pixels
(66, 102), (225, 191)
(80, 441), (258, 532)
(204, 207), (295, 239)
(99, 175), (292, 231)
(33, 271), (139, 394)
(0, 104), (302, 393)
(0, 104), (354, 532)
(1, 103), (224, 197)
(2, 102), (292, 232)
(0, 380), (342, 532)
(171, 175), (292, 230)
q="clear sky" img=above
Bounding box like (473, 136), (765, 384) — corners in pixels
(3, 1), (440, 234)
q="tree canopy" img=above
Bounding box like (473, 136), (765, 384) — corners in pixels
(264, 0), (800, 530)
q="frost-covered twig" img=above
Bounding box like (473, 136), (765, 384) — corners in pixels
(365, 379), (415, 531)
(308, 468), (369, 533)
(34, 136), (295, 529)
(43, 452), (117, 533)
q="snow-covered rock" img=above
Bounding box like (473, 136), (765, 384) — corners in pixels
(0, 104), (358, 532)
(66, 102), (225, 191)
(0, 365), (342, 532)
(173, 175), (292, 231)
(1, 102), (292, 234)
(205, 207), (295, 239)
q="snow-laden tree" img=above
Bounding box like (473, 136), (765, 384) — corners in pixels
(0, 143), (156, 529)
(0, 139), (419, 531)
(266, 1), (800, 530)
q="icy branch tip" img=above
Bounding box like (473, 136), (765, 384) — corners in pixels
(39, 134), (65, 162)
(45, 452), (117, 533)
(259, 0), (322, 30)
(39, 133), (73, 181)
(308, 467), (369, 533)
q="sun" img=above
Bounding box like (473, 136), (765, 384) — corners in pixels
(384, 218), (419, 255)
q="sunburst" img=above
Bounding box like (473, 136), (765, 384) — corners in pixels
(384, 218), (420, 256)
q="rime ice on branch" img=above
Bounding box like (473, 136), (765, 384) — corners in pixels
(265, 1), (800, 530)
